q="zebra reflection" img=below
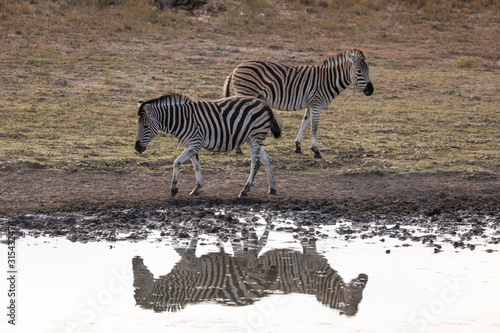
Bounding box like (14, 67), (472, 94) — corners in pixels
(132, 225), (368, 316)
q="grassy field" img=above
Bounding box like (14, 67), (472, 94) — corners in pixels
(0, 0), (498, 178)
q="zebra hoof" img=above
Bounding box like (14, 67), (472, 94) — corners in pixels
(294, 143), (303, 154)
(171, 188), (178, 196)
(268, 188), (277, 195)
(235, 148), (244, 154)
(239, 191), (248, 198)
(313, 151), (322, 159)
(189, 189), (200, 196)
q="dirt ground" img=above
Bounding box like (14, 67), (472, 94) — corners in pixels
(1, 170), (498, 217)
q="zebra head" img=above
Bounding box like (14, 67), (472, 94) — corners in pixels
(340, 273), (369, 316)
(135, 102), (159, 154)
(348, 50), (374, 96)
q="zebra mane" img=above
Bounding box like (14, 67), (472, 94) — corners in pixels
(138, 93), (193, 114)
(322, 48), (366, 67)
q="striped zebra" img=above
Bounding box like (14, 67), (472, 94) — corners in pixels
(223, 48), (374, 158)
(134, 94), (281, 197)
(254, 240), (368, 316)
(132, 251), (269, 312)
(132, 228), (272, 312)
(132, 225), (368, 315)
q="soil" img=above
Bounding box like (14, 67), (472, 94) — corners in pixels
(0, 170), (498, 216)
(1, 171), (499, 251)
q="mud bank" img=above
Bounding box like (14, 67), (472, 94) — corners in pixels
(2, 201), (499, 254)
(1, 171), (499, 252)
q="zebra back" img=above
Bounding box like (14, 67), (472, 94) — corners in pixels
(138, 93), (192, 115)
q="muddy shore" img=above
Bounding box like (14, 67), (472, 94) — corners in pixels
(1, 171), (498, 252)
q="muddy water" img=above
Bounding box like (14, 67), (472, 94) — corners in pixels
(1, 215), (500, 333)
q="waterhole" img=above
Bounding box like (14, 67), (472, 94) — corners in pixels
(1, 212), (499, 332)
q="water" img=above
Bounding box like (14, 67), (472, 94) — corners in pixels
(1, 217), (500, 333)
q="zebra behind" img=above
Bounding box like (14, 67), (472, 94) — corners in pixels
(135, 94), (281, 197)
(223, 48), (374, 158)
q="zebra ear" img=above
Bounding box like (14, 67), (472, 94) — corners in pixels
(144, 104), (153, 116)
(347, 51), (358, 63)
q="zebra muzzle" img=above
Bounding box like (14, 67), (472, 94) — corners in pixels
(363, 82), (374, 96)
(135, 140), (146, 153)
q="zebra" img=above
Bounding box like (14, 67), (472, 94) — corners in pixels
(132, 222), (368, 315)
(134, 93), (281, 197)
(223, 48), (374, 158)
(254, 239), (368, 316)
(132, 226), (273, 312)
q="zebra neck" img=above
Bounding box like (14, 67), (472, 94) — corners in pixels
(322, 56), (352, 97)
(337, 53), (353, 86)
(159, 105), (190, 136)
(343, 57), (353, 86)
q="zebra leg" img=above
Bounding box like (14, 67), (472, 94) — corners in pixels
(171, 148), (198, 196)
(259, 146), (276, 194)
(294, 108), (311, 154)
(184, 232), (199, 261)
(301, 236), (318, 254)
(189, 154), (203, 196)
(235, 147), (244, 154)
(257, 218), (272, 250)
(310, 108), (323, 158)
(246, 219), (272, 269)
(239, 141), (261, 197)
(174, 232), (198, 260)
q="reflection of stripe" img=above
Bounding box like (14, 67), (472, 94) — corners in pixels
(134, 253), (263, 311)
(133, 244), (367, 315)
(191, 254), (259, 305)
(256, 250), (345, 309)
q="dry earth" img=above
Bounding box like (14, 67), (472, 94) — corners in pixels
(1, 171), (498, 216)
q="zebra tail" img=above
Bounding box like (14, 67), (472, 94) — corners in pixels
(223, 73), (233, 98)
(267, 107), (282, 139)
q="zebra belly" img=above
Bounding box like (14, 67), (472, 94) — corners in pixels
(266, 95), (308, 112)
(202, 135), (247, 152)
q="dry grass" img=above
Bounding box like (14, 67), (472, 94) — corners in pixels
(0, 0), (498, 178)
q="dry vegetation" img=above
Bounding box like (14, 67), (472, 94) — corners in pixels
(0, 0), (498, 178)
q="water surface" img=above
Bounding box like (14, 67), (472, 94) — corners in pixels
(1, 217), (499, 333)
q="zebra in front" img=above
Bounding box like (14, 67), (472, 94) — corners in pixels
(132, 222), (368, 315)
(135, 94), (281, 197)
(224, 48), (374, 158)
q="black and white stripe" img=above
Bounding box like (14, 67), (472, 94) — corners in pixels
(224, 48), (374, 158)
(134, 94), (281, 197)
(132, 232), (270, 312)
(132, 229), (368, 315)
(133, 252), (268, 312)
(255, 244), (368, 316)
